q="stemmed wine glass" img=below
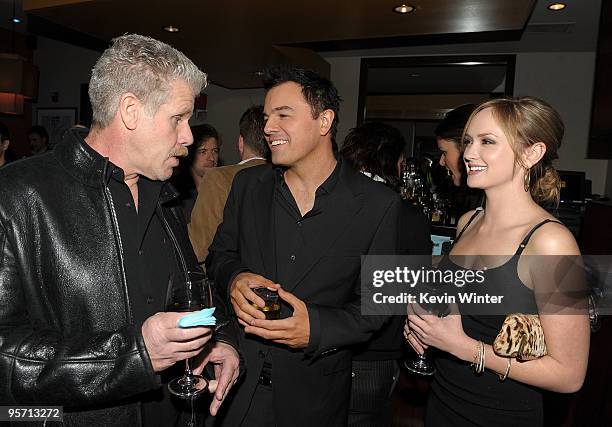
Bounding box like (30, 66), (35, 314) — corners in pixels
(166, 271), (213, 400)
(404, 283), (450, 376)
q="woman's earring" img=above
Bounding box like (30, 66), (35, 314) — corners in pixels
(524, 168), (531, 192)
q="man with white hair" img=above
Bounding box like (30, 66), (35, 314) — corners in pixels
(0, 34), (240, 426)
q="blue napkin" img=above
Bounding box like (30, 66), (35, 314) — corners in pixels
(177, 307), (217, 328)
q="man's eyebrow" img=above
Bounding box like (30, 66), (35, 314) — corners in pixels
(273, 106), (293, 113)
(178, 107), (193, 117)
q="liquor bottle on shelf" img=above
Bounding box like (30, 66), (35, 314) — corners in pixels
(430, 193), (445, 225)
(401, 160), (417, 202)
(444, 197), (457, 227)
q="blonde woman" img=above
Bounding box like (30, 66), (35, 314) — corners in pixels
(405, 97), (590, 426)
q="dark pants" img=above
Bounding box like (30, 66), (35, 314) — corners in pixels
(349, 359), (399, 427)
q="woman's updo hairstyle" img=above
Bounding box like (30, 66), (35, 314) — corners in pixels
(464, 96), (563, 206)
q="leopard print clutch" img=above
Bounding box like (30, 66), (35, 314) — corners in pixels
(493, 313), (547, 361)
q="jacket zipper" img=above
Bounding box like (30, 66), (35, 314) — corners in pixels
(157, 200), (190, 282)
(102, 161), (134, 323)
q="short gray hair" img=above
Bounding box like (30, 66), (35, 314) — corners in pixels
(89, 34), (207, 128)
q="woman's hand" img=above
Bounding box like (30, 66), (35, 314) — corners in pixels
(404, 318), (428, 355)
(406, 303), (471, 358)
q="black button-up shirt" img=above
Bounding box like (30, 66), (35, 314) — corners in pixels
(106, 165), (175, 326)
(106, 164), (188, 425)
(273, 159), (341, 288)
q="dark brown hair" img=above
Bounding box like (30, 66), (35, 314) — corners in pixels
(340, 122), (406, 191)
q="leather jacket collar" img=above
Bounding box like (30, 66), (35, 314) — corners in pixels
(54, 127), (108, 188)
(54, 127), (180, 204)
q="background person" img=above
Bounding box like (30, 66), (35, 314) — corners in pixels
(189, 105), (269, 263)
(0, 121), (13, 167)
(173, 123), (221, 220)
(434, 104), (482, 218)
(340, 121), (431, 427)
(28, 125), (50, 155)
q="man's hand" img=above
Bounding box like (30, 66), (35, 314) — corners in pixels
(141, 312), (212, 372)
(229, 272), (279, 326)
(193, 342), (240, 416)
(244, 287), (310, 349)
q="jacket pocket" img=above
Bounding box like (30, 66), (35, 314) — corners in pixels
(321, 349), (352, 375)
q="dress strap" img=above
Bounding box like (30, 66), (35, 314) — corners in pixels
(455, 207), (483, 243)
(515, 219), (563, 256)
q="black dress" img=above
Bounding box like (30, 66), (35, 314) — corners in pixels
(426, 210), (560, 427)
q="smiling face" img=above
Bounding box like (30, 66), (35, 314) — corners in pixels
(127, 79), (195, 181)
(263, 81), (329, 168)
(437, 137), (462, 186)
(191, 137), (219, 177)
(463, 107), (520, 192)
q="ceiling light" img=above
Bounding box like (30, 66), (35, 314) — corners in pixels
(11, 17), (22, 24)
(547, 3), (566, 11)
(163, 25), (180, 33)
(393, 4), (415, 14)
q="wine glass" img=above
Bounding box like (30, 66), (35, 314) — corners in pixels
(166, 271), (213, 400)
(404, 284), (450, 376)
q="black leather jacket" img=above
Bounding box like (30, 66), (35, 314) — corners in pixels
(0, 129), (239, 425)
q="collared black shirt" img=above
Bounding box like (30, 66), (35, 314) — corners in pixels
(106, 164), (188, 426)
(106, 164), (175, 326)
(273, 159), (341, 288)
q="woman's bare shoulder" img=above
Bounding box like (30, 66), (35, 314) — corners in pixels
(525, 220), (580, 256)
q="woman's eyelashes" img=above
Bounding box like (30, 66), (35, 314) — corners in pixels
(462, 136), (495, 146)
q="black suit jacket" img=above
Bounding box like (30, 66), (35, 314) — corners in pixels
(352, 198), (432, 361)
(206, 161), (402, 426)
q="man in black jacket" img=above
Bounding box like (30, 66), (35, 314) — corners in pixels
(205, 67), (401, 426)
(0, 34), (239, 426)
(340, 122), (433, 426)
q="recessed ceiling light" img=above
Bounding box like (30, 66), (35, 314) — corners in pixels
(547, 3), (566, 11)
(163, 25), (180, 33)
(393, 4), (415, 14)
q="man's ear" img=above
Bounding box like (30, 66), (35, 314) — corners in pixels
(118, 93), (141, 131)
(319, 109), (334, 136)
(523, 142), (546, 168)
(238, 135), (244, 157)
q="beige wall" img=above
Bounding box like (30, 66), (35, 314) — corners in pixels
(514, 52), (606, 196)
(33, 37), (99, 122)
(192, 84), (265, 165)
(328, 56), (362, 146)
